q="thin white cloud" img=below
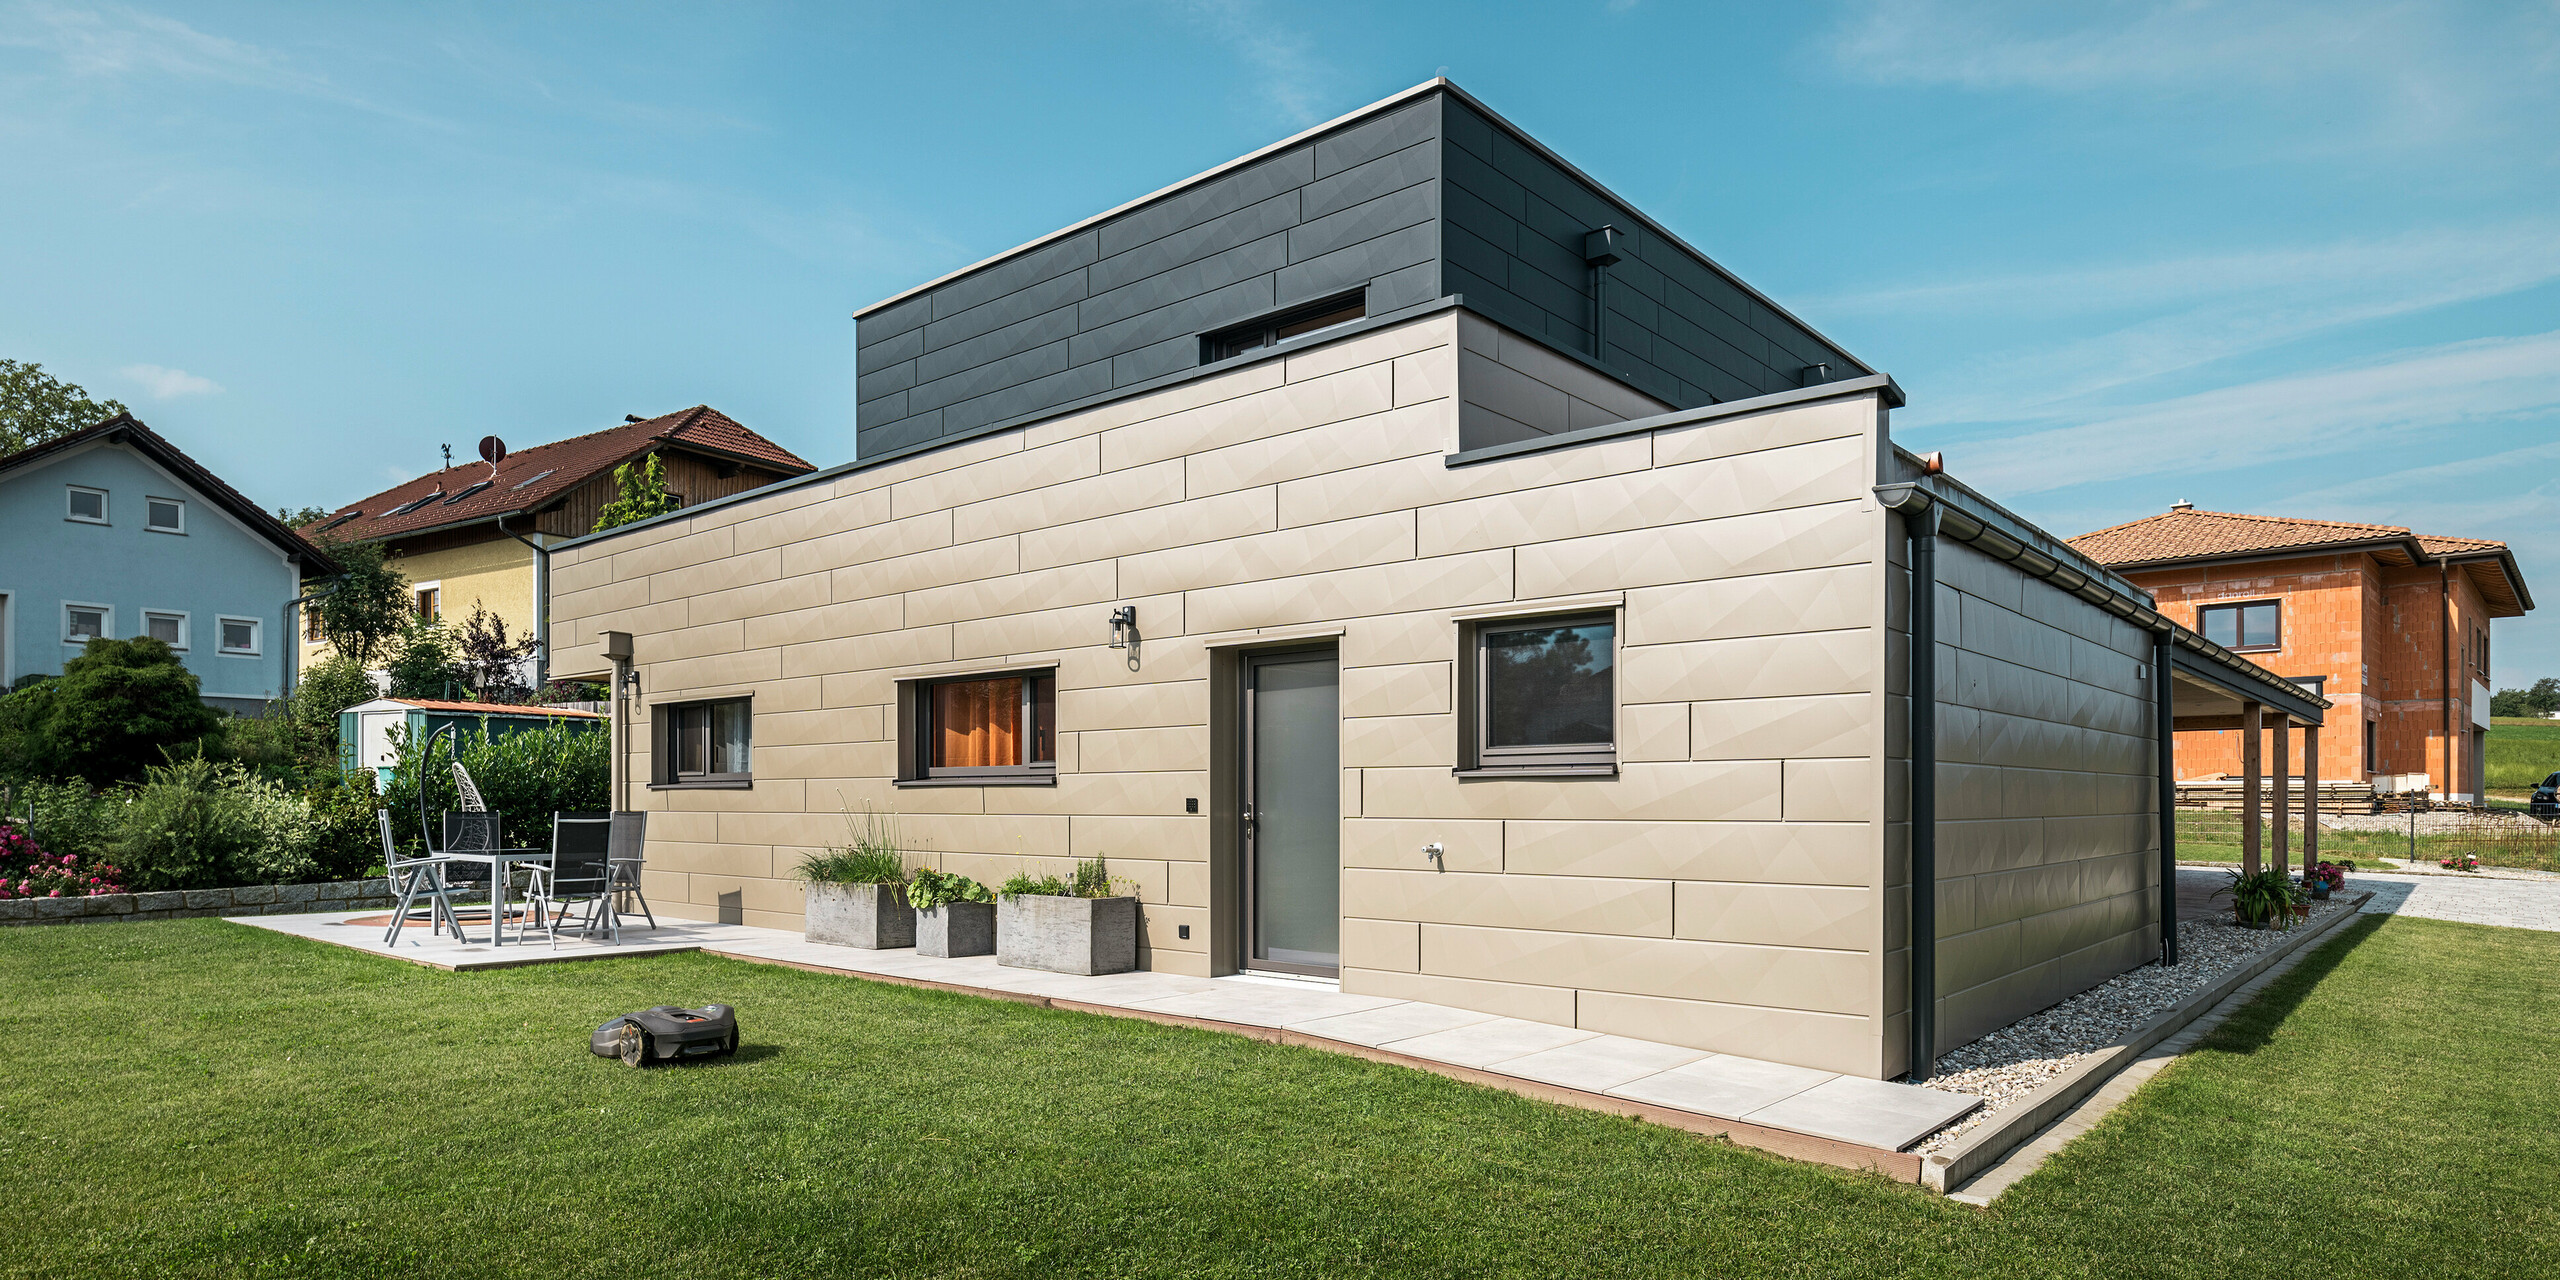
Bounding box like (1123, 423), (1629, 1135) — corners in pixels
(1173, 0), (1337, 127)
(1843, 221), (2560, 424)
(1943, 329), (2560, 496)
(1824, 1), (2560, 153)
(121, 363), (220, 399)
(0, 1), (445, 126)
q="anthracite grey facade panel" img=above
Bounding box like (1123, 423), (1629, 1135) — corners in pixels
(854, 84), (1868, 457)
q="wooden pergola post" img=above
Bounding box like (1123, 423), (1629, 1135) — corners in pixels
(2240, 701), (2263, 877)
(2305, 725), (2321, 877)
(2272, 714), (2291, 874)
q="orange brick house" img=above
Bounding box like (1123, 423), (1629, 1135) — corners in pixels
(2070, 505), (2533, 799)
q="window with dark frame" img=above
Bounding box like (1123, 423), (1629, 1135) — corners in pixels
(2198, 600), (2280, 650)
(906, 671), (1057, 783)
(2365, 719), (2377, 773)
(657, 697), (752, 786)
(2286, 675), (2326, 698)
(1468, 614), (1616, 773)
(1201, 291), (1367, 364)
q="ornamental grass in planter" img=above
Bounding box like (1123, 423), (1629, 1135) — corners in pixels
(995, 858), (1139, 976)
(796, 805), (912, 949)
(2215, 867), (2302, 931)
(907, 867), (996, 958)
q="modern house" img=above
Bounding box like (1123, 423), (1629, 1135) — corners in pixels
(543, 80), (2322, 1080)
(2071, 505), (2532, 801)
(302, 406), (813, 685)
(0, 415), (334, 712)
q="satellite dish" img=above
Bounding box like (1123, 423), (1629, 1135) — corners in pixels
(478, 435), (508, 465)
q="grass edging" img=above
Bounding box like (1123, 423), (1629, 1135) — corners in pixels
(1920, 889), (2374, 1194)
(705, 947), (1923, 1183)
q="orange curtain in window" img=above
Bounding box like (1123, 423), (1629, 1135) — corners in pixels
(932, 678), (1020, 767)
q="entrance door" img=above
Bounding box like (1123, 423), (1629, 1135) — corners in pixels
(1242, 650), (1340, 975)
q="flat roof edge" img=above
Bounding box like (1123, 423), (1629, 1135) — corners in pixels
(1444, 373), (1903, 468)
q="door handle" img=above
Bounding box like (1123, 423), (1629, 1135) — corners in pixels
(1241, 807), (1257, 838)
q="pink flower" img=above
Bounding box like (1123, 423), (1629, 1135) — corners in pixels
(46, 890), (60, 898)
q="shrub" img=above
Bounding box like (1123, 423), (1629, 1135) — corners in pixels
(293, 656), (382, 758)
(2215, 867), (2302, 929)
(384, 622), (470, 702)
(0, 779), (124, 864)
(0, 821), (127, 898)
(905, 866), (991, 910)
(376, 720), (609, 860)
(304, 777), (390, 880)
(998, 858), (1133, 900)
(18, 638), (221, 785)
(112, 757), (250, 891)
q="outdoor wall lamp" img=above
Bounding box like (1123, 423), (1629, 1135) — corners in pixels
(1107, 605), (1140, 671)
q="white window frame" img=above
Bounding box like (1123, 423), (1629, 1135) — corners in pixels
(142, 609), (190, 650)
(413, 581), (442, 622)
(144, 495), (187, 534)
(216, 615), (263, 657)
(65, 486), (108, 524)
(63, 601), (113, 645)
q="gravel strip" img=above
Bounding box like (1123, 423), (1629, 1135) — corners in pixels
(1913, 896), (2358, 1154)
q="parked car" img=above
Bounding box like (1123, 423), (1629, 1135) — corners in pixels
(2532, 772), (2560, 819)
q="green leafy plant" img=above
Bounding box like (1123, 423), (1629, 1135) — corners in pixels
(905, 866), (992, 910)
(111, 757), (320, 891)
(591, 452), (681, 533)
(384, 621), (471, 701)
(2215, 867), (2302, 930)
(5, 637), (222, 786)
(376, 720), (610, 862)
(0, 358), (126, 455)
(999, 857), (1134, 900)
(306, 536), (415, 669)
(795, 800), (907, 885)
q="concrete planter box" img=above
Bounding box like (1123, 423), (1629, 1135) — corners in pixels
(805, 882), (915, 949)
(917, 902), (997, 958)
(997, 894), (1137, 975)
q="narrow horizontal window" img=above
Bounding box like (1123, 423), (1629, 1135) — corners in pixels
(1466, 614), (1616, 774)
(64, 604), (109, 643)
(218, 617), (260, 656)
(146, 497), (185, 533)
(656, 697), (751, 786)
(902, 670), (1057, 784)
(1201, 291), (1367, 364)
(66, 486), (107, 523)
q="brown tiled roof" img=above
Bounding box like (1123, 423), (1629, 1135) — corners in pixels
(305, 406), (813, 544)
(2417, 534), (2505, 557)
(2067, 507), (2428, 566)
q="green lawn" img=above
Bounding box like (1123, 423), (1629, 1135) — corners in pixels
(3, 917), (2554, 1278)
(2488, 716), (2560, 789)
(2176, 808), (2560, 873)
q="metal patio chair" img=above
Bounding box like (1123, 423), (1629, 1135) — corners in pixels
(379, 809), (461, 946)
(524, 812), (616, 946)
(606, 811), (657, 929)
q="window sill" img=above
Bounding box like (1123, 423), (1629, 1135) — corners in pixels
(894, 774), (1058, 788)
(649, 778), (753, 791)
(1452, 765), (1618, 780)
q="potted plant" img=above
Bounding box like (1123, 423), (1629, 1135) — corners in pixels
(907, 866), (995, 958)
(2215, 868), (2300, 931)
(995, 858), (1139, 975)
(796, 806), (913, 949)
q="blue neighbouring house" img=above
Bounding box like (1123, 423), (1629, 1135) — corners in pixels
(0, 414), (335, 714)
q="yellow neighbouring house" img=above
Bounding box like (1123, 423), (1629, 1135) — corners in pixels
(300, 406), (813, 685)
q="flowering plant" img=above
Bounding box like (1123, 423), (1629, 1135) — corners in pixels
(2440, 853), (2481, 873)
(2311, 861), (2349, 890)
(0, 821), (127, 898)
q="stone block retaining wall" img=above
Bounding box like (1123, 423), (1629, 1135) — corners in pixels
(0, 879), (395, 927)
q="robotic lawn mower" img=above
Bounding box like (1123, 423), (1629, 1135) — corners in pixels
(591, 1004), (740, 1067)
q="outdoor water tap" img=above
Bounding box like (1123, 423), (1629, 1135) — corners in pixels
(1423, 842), (1444, 869)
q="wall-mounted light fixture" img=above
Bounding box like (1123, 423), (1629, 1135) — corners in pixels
(1583, 225), (1624, 362)
(1108, 605), (1139, 671)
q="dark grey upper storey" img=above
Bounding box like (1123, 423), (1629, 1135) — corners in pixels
(853, 81), (1868, 460)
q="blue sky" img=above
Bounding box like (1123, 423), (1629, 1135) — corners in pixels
(5, 2), (2556, 677)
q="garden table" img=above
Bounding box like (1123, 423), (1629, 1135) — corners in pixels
(436, 848), (551, 947)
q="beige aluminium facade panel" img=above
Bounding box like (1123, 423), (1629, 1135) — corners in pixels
(551, 309), (1932, 1077)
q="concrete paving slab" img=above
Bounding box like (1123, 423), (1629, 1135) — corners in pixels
(1746, 1075), (1982, 1152)
(1286, 1001), (1501, 1047)
(1125, 985), (1402, 1028)
(1608, 1053), (1835, 1118)
(1380, 1017), (1596, 1068)
(1485, 1035), (1711, 1093)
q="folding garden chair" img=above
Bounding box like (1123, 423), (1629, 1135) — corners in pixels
(524, 812), (616, 946)
(607, 811), (657, 929)
(379, 809), (461, 946)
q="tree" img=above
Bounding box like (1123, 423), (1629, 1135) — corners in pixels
(591, 452), (680, 532)
(2491, 677), (2560, 719)
(23, 637), (222, 786)
(384, 621), (470, 701)
(293, 655), (382, 751)
(0, 359), (128, 456)
(456, 603), (538, 704)
(309, 536), (414, 668)
(276, 505), (331, 527)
